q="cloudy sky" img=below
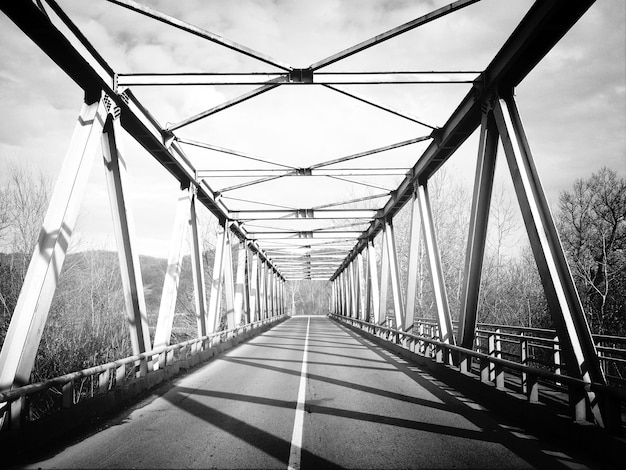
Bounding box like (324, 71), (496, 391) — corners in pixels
(0, 0), (624, 258)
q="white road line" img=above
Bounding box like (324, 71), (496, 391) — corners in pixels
(287, 316), (311, 470)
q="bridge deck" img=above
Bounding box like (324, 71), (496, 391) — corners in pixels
(19, 317), (617, 469)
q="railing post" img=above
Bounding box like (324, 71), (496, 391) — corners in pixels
(62, 381), (74, 409)
(526, 374), (539, 403)
(569, 386), (587, 422)
(116, 364), (126, 387)
(98, 369), (110, 394)
(480, 356), (490, 384)
(553, 334), (562, 386)
(10, 397), (25, 430)
(488, 332), (496, 382)
(494, 328), (504, 388)
(521, 332), (529, 394)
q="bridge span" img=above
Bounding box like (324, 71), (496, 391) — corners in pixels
(1, 2), (625, 468)
(10, 316), (622, 469)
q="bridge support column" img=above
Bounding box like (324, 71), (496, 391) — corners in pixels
(249, 252), (259, 322)
(0, 97), (106, 420)
(384, 220), (405, 332)
(261, 262), (269, 319)
(154, 186), (193, 351)
(233, 240), (246, 326)
(349, 260), (357, 318)
(366, 239), (380, 324)
(208, 224), (227, 332)
(357, 253), (366, 321)
(223, 233), (236, 329)
(458, 110), (498, 354)
(493, 93), (606, 425)
(189, 192), (209, 338)
(417, 184), (455, 347)
(379, 229), (390, 325)
(102, 104), (152, 373)
(404, 186), (421, 332)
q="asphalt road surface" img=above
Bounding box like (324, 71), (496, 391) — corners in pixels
(22, 316), (608, 469)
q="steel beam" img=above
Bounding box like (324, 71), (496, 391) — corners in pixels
(493, 94), (605, 424)
(179, 138), (296, 170)
(154, 187), (192, 350)
(323, 85), (437, 129)
(309, 0), (481, 70)
(384, 220), (405, 330)
(357, 253), (366, 321)
(198, 169), (408, 178)
(166, 79), (284, 132)
(310, 136), (430, 170)
(224, 234), (238, 328)
(249, 252), (259, 322)
(208, 226), (227, 332)
(404, 187), (421, 331)
(0, 98), (106, 399)
(116, 72), (477, 86)
(102, 108), (152, 364)
(190, 193), (209, 337)
(417, 184), (454, 345)
(234, 243), (248, 326)
(230, 209), (378, 220)
(458, 111), (498, 350)
(379, 229), (390, 325)
(106, 0), (293, 71)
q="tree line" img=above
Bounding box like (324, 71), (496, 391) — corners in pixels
(0, 165), (624, 383)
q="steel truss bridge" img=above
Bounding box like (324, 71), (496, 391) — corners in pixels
(1, 1), (625, 468)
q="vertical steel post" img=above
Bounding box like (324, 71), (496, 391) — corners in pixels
(102, 106), (152, 367)
(250, 252), (259, 322)
(208, 224), (227, 333)
(234, 239), (246, 326)
(384, 220), (405, 331)
(242, 246), (251, 323)
(357, 253), (366, 321)
(379, 229), (390, 325)
(189, 192), (208, 338)
(0, 97), (106, 402)
(405, 186), (421, 331)
(154, 187), (192, 350)
(349, 260), (357, 318)
(417, 184), (455, 345)
(458, 110), (498, 350)
(367, 239), (381, 324)
(222, 232), (236, 329)
(493, 94), (605, 424)
(263, 263), (270, 319)
(339, 271), (346, 316)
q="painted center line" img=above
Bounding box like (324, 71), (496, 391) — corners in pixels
(287, 316), (311, 470)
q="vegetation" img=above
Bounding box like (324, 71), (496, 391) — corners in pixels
(0, 165), (624, 385)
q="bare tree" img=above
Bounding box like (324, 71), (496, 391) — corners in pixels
(558, 167), (626, 334)
(5, 165), (51, 269)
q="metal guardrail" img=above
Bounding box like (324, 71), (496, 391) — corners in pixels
(410, 317), (626, 387)
(0, 315), (285, 432)
(331, 314), (625, 433)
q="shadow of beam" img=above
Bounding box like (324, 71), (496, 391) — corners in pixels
(162, 390), (341, 469)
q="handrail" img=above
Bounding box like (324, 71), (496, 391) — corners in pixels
(0, 316), (282, 404)
(330, 314), (626, 402)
